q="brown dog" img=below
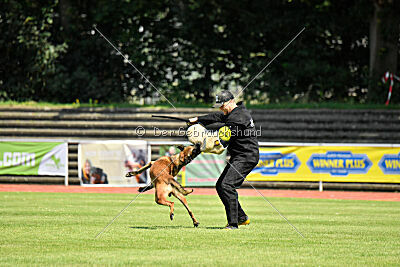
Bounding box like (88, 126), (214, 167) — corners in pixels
(126, 144), (201, 227)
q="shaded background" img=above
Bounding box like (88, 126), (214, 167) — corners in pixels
(1, 0), (399, 105)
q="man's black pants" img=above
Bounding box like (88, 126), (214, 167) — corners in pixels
(216, 158), (258, 225)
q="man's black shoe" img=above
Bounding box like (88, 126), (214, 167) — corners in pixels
(238, 216), (250, 226)
(223, 224), (239, 230)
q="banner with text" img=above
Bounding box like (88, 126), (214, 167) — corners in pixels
(0, 141), (67, 176)
(247, 146), (400, 183)
(78, 141), (148, 186)
(182, 151), (227, 186)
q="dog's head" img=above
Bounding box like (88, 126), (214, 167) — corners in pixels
(179, 144), (201, 165)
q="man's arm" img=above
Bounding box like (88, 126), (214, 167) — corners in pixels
(190, 112), (225, 127)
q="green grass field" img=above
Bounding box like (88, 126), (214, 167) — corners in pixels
(1, 192), (400, 266)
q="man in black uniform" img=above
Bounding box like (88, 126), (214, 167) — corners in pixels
(189, 90), (259, 229)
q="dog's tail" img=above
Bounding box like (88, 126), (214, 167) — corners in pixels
(126, 161), (153, 178)
(138, 183), (154, 193)
(170, 179), (193, 196)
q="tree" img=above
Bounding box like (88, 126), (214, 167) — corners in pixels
(0, 0), (67, 101)
(1, 0), (399, 104)
(369, 0), (400, 103)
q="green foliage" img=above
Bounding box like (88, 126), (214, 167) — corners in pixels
(1, 0), (398, 104)
(1, 0), (67, 101)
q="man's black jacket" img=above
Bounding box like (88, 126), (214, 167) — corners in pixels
(197, 102), (259, 162)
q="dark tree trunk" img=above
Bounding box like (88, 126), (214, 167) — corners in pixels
(59, 0), (71, 29)
(368, 0), (400, 102)
(203, 65), (212, 103)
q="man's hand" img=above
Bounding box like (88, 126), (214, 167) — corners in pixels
(187, 117), (198, 126)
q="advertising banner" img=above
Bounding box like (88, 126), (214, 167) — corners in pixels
(182, 152), (227, 186)
(0, 141), (68, 176)
(247, 146), (400, 183)
(78, 141), (149, 186)
(157, 145), (227, 186)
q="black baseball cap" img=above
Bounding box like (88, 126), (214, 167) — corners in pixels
(213, 90), (234, 108)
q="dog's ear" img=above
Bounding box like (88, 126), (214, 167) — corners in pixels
(177, 144), (185, 151)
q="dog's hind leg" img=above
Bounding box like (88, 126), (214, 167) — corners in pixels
(172, 190), (199, 227)
(170, 179), (193, 196)
(155, 184), (175, 221)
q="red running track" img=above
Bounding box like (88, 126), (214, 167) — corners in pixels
(1, 184), (400, 201)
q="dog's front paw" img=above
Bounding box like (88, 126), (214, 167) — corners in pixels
(170, 213), (174, 221)
(125, 168), (139, 178)
(125, 171), (137, 178)
(193, 221), (199, 227)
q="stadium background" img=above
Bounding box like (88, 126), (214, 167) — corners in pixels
(0, 106), (399, 191)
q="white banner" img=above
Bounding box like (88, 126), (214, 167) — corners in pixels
(78, 140), (149, 186)
(38, 143), (68, 176)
